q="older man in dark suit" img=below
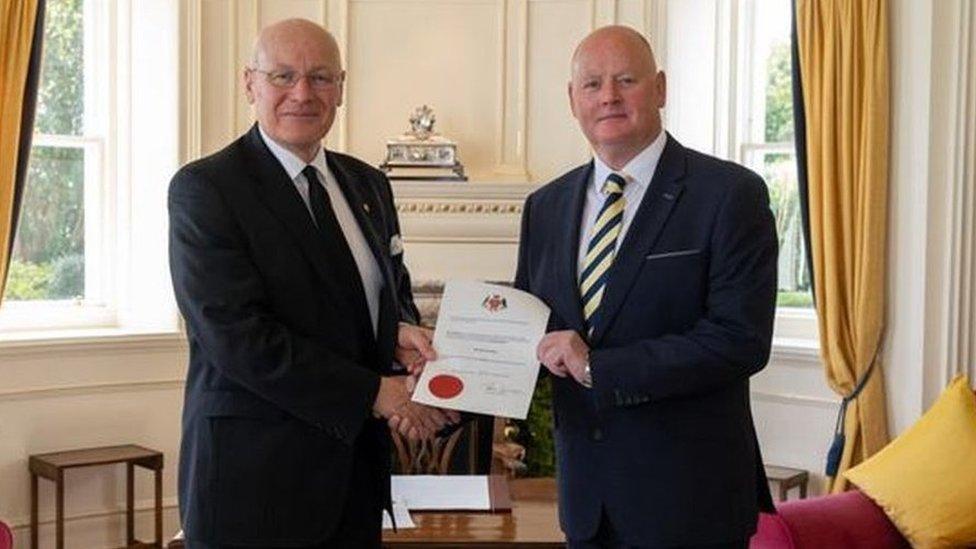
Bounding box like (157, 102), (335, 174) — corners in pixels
(515, 26), (777, 548)
(168, 18), (456, 548)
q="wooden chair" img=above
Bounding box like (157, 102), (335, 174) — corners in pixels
(391, 414), (496, 474)
(390, 413), (527, 476)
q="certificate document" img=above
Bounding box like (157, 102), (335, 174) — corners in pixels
(411, 280), (550, 419)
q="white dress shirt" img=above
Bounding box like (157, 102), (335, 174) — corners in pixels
(259, 127), (384, 335)
(577, 131), (668, 278)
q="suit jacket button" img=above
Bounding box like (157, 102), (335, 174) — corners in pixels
(591, 428), (603, 441)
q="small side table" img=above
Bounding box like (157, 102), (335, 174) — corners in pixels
(764, 464), (809, 501)
(29, 444), (164, 549)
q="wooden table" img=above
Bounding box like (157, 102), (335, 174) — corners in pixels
(384, 477), (563, 548)
(764, 464), (809, 501)
(168, 477), (563, 548)
(30, 444), (164, 549)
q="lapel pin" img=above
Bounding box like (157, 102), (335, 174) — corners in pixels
(363, 203), (371, 213)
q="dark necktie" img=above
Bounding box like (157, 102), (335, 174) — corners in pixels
(304, 165), (341, 238)
(302, 165), (370, 332)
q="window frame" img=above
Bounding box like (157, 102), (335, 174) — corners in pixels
(1, 0), (115, 331)
(0, 0), (179, 339)
(730, 0), (819, 344)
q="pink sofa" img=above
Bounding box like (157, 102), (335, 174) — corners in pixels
(750, 489), (909, 549)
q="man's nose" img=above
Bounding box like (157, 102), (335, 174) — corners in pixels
(290, 75), (315, 99)
(599, 81), (621, 104)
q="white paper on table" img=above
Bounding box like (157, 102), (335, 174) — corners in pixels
(412, 280), (550, 419)
(382, 498), (415, 530)
(391, 474), (491, 510)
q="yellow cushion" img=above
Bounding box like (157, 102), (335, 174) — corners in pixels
(844, 375), (976, 549)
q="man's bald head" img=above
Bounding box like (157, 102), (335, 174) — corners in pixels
(571, 25), (658, 80)
(568, 25), (666, 169)
(244, 18), (345, 163)
(251, 18), (342, 72)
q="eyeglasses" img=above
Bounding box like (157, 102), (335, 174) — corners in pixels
(248, 68), (344, 90)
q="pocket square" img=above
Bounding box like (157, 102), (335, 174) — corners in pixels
(390, 234), (404, 256)
(645, 249), (700, 260)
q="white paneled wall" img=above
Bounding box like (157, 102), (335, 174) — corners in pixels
(1, 337), (186, 549)
(347, 1), (505, 173)
(193, 0), (666, 181)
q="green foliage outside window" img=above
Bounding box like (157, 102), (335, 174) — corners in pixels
(765, 42), (794, 144)
(5, 0), (86, 302)
(35, 0), (84, 136)
(765, 42), (812, 308)
(5, 261), (53, 300)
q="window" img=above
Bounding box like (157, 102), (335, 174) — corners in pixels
(1, 0), (114, 330)
(737, 0), (813, 310)
(0, 0), (179, 336)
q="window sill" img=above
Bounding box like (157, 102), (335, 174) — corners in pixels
(0, 327), (187, 358)
(770, 337), (821, 366)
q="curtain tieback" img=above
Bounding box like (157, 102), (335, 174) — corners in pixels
(825, 342), (884, 477)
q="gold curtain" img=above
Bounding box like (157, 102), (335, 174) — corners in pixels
(796, 0), (890, 492)
(0, 0), (41, 301)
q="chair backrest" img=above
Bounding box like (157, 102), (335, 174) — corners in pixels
(0, 518), (13, 549)
(391, 415), (495, 474)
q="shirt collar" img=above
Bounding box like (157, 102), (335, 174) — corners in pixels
(258, 125), (328, 181)
(592, 130), (668, 193)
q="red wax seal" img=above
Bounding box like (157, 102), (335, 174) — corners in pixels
(428, 375), (464, 399)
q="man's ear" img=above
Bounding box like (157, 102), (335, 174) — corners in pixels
(336, 70), (346, 108)
(656, 71), (667, 109)
(243, 68), (256, 104)
(567, 81), (578, 119)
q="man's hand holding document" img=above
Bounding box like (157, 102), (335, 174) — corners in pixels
(411, 280), (550, 419)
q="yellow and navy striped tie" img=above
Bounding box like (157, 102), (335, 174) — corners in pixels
(580, 173), (627, 333)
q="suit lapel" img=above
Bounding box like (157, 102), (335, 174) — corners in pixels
(326, 152), (396, 293)
(555, 163), (591, 334)
(241, 127), (339, 286)
(241, 127), (372, 339)
(326, 153), (400, 358)
(590, 135), (687, 346)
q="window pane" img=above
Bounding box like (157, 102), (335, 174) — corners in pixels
(754, 151), (812, 308)
(765, 40), (793, 143)
(743, 0), (810, 308)
(34, 0), (85, 136)
(4, 146), (86, 301)
(748, 0), (793, 143)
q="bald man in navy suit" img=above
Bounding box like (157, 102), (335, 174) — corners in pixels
(515, 26), (777, 548)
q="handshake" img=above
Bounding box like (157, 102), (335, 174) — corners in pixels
(371, 323), (461, 441)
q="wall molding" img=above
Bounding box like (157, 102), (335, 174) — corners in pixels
(393, 182), (530, 242)
(180, 0), (202, 163)
(328, 0), (350, 151)
(392, 181), (535, 200)
(226, 0), (239, 143)
(10, 495), (179, 531)
(397, 201), (522, 215)
(492, 0), (529, 176)
(645, 0), (667, 69)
